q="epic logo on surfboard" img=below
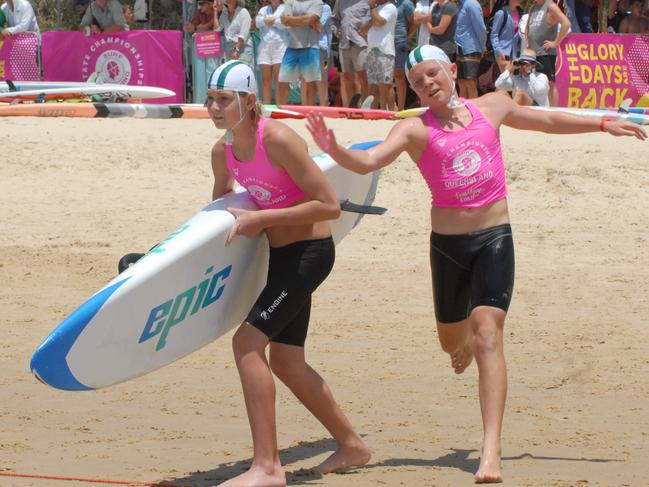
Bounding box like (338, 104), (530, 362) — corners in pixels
(139, 264), (232, 351)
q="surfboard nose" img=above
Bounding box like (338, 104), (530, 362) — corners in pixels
(30, 278), (130, 391)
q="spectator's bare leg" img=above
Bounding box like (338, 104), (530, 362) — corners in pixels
(459, 79), (478, 99)
(318, 57), (329, 107)
(340, 71), (355, 107)
(304, 81), (317, 106)
(276, 82), (290, 106)
(261, 64), (273, 104)
(548, 80), (558, 106)
(379, 83), (394, 111)
(271, 63), (281, 104)
(355, 71), (369, 104)
(394, 68), (407, 111)
(368, 84), (379, 109)
(300, 76), (308, 106)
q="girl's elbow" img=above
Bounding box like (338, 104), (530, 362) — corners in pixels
(326, 200), (342, 220)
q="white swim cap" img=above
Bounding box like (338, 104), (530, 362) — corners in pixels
(405, 45), (451, 82)
(208, 60), (258, 94)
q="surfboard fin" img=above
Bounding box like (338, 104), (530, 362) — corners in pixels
(118, 253), (145, 274)
(340, 199), (387, 215)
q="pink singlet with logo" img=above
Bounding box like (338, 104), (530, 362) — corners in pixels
(416, 101), (508, 208)
(225, 117), (306, 209)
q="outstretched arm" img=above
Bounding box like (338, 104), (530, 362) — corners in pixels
(501, 97), (647, 140)
(306, 112), (416, 174)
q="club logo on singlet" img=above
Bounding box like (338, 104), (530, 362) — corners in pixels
(248, 185), (272, 202)
(232, 167), (239, 177)
(452, 149), (482, 177)
(436, 137), (447, 147)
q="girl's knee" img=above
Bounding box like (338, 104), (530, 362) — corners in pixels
(232, 323), (266, 360)
(469, 308), (505, 355)
(269, 355), (302, 385)
(473, 328), (502, 355)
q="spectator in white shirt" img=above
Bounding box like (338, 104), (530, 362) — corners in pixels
(256, 0), (288, 103)
(413, 0), (435, 47)
(1, 0), (40, 38)
(216, 0), (253, 65)
(359, 0), (397, 110)
(495, 48), (549, 106)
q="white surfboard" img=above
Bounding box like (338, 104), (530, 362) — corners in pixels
(0, 84), (175, 100)
(30, 142), (382, 391)
(0, 81), (106, 93)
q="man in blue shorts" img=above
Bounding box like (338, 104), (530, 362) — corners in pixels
(279, 0), (324, 106)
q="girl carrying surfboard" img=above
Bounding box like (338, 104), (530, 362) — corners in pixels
(206, 60), (370, 487)
(306, 45), (646, 484)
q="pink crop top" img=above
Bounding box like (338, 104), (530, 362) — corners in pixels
(225, 117), (306, 209)
(416, 102), (508, 208)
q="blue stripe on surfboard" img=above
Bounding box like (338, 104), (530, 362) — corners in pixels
(347, 141), (382, 228)
(30, 278), (131, 391)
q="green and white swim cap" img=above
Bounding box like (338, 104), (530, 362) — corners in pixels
(405, 45), (452, 82)
(208, 60), (258, 94)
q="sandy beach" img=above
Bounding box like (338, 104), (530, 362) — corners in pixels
(1, 115), (648, 487)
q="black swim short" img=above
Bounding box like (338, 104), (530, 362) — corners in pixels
(457, 49), (482, 80)
(430, 224), (515, 324)
(246, 236), (335, 347)
(536, 54), (557, 81)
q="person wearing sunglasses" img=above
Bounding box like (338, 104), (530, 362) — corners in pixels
(494, 48), (549, 107)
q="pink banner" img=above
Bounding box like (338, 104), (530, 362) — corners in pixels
(195, 32), (223, 58)
(41, 30), (184, 103)
(556, 33), (649, 109)
(0, 33), (39, 81)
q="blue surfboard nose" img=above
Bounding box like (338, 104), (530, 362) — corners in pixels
(30, 278), (130, 391)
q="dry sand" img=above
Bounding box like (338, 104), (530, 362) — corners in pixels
(1, 115), (648, 487)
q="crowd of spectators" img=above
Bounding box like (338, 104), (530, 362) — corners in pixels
(182, 0), (649, 107)
(0, 0), (648, 108)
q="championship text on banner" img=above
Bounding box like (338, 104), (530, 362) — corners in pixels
(40, 30), (184, 103)
(556, 33), (649, 109)
(195, 32), (223, 58)
(0, 33), (39, 81)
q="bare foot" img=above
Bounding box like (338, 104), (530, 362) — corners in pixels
(474, 447), (502, 484)
(218, 464), (286, 487)
(451, 343), (474, 374)
(314, 440), (372, 474)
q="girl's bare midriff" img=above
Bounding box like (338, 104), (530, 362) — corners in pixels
(430, 198), (510, 235)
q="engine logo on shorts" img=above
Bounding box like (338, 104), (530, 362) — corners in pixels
(262, 290), (288, 319)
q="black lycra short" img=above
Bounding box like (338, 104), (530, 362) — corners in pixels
(430, 224), (515, 324)
(246, 236), (335, 347)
